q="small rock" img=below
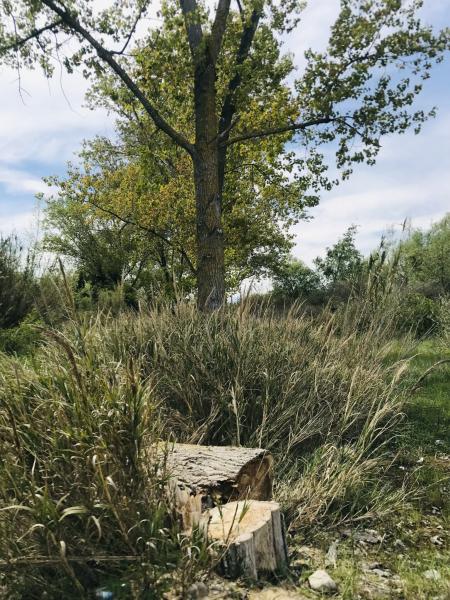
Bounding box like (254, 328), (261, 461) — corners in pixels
(394, 538), (406, 549)
(308, 569), (338, 593)
(186, 582), (209, 599)
(355, 529), (383, 544)
(325, 540), (339, 568)
(371, 568), (391, 578)
(424, 569), (441, 581)
(362, 562), (391, 578)
(430, 535), (443, 546)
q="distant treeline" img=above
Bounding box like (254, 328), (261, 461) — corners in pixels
(0, 213), (449, 353)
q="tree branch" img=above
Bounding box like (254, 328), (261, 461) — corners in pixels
(40, 0), (195, 156)
(85, 198), (197, 275)
(179, 0), (203, 60)
(210, 0), (232, 63)
(110, 1), (151, 55)
(0, 19), (63, 53)
(218, 7), (261, 138)
(222, 116), (334, 146)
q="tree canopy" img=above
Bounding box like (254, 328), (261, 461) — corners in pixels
(1, 0), (448, 307)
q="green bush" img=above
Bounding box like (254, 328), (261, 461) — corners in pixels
(0, 311), (42, 355)
(397, 292), (440, 337)
(0, 235), (38, 329)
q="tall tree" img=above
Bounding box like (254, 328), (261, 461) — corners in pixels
(43, 136), (295, 296)
(1, 0), (448, 309)
(314, 225), (363, 286)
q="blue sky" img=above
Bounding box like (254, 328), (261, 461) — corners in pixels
(0, 0), (448, 264)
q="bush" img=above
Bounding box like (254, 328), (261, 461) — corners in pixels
(0, 311), (42, 354)
(397, 292), (440, 337)
(0, 235), (38, 329)
(272, 259), (323, 302)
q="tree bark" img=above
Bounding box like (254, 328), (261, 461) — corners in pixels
(165, 443), (273, 531)
(193, 46), (226, 311)
(193, 151), (225, 311)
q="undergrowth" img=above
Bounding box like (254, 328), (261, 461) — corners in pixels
(0, 320), (209, 599)
(0, 295), (435, 598)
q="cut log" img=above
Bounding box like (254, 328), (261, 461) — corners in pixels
(164, 443), (273, 530)
(201, 500), (288, 580)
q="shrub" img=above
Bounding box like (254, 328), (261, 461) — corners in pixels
(272, 259), (323, 302)
(0, 235), (38, 329)
(396, 292), (440, 337)
(0, 311), (42, 354)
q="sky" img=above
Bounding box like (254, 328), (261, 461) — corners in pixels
(0, 0), (449, 265)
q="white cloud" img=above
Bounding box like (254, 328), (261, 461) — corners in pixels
(0, 63), (113, 239)
(292, 116), (450, 265)
(0, 166), (50, 195)
(0, 67), (112, 165)
(0, 209), (38, 238)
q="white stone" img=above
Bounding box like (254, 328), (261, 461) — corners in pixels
(308, 569), (338, 593)
(424, 569), (441, 581)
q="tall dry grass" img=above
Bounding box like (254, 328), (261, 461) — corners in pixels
(0, 295), (414, 596)
(0, 319), (208, 599)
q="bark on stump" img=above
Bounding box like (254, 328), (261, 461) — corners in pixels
(165, 444), (273, 530)
(201, 500), (288, 580)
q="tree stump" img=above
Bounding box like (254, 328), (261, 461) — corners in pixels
(164, 443), (273, 530)
(201, 500), (288, 580)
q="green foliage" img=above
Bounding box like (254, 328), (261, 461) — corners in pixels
(270, 226), (363, 306)
(43, 186), (177, 300)
(0, 310), (42, 354)
(271, 216), (450, 338)
(396, 291), (440, 336)
(398, 214), (450, 293)
(1, 0), (447, 302)
(297, 0), (449, 179)
(272, 258), (322, 301)
(373, 214), (450, 336)
(314, 225), (363, 287)
(1, 0), (446, 176)
(0, 235), (37, 329)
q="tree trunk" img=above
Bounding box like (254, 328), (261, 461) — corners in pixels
(193, 151), (225, 311)
(201, 500), (289, 580)
(165, 443), (273, 531)
(193, 53), (226, 311)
